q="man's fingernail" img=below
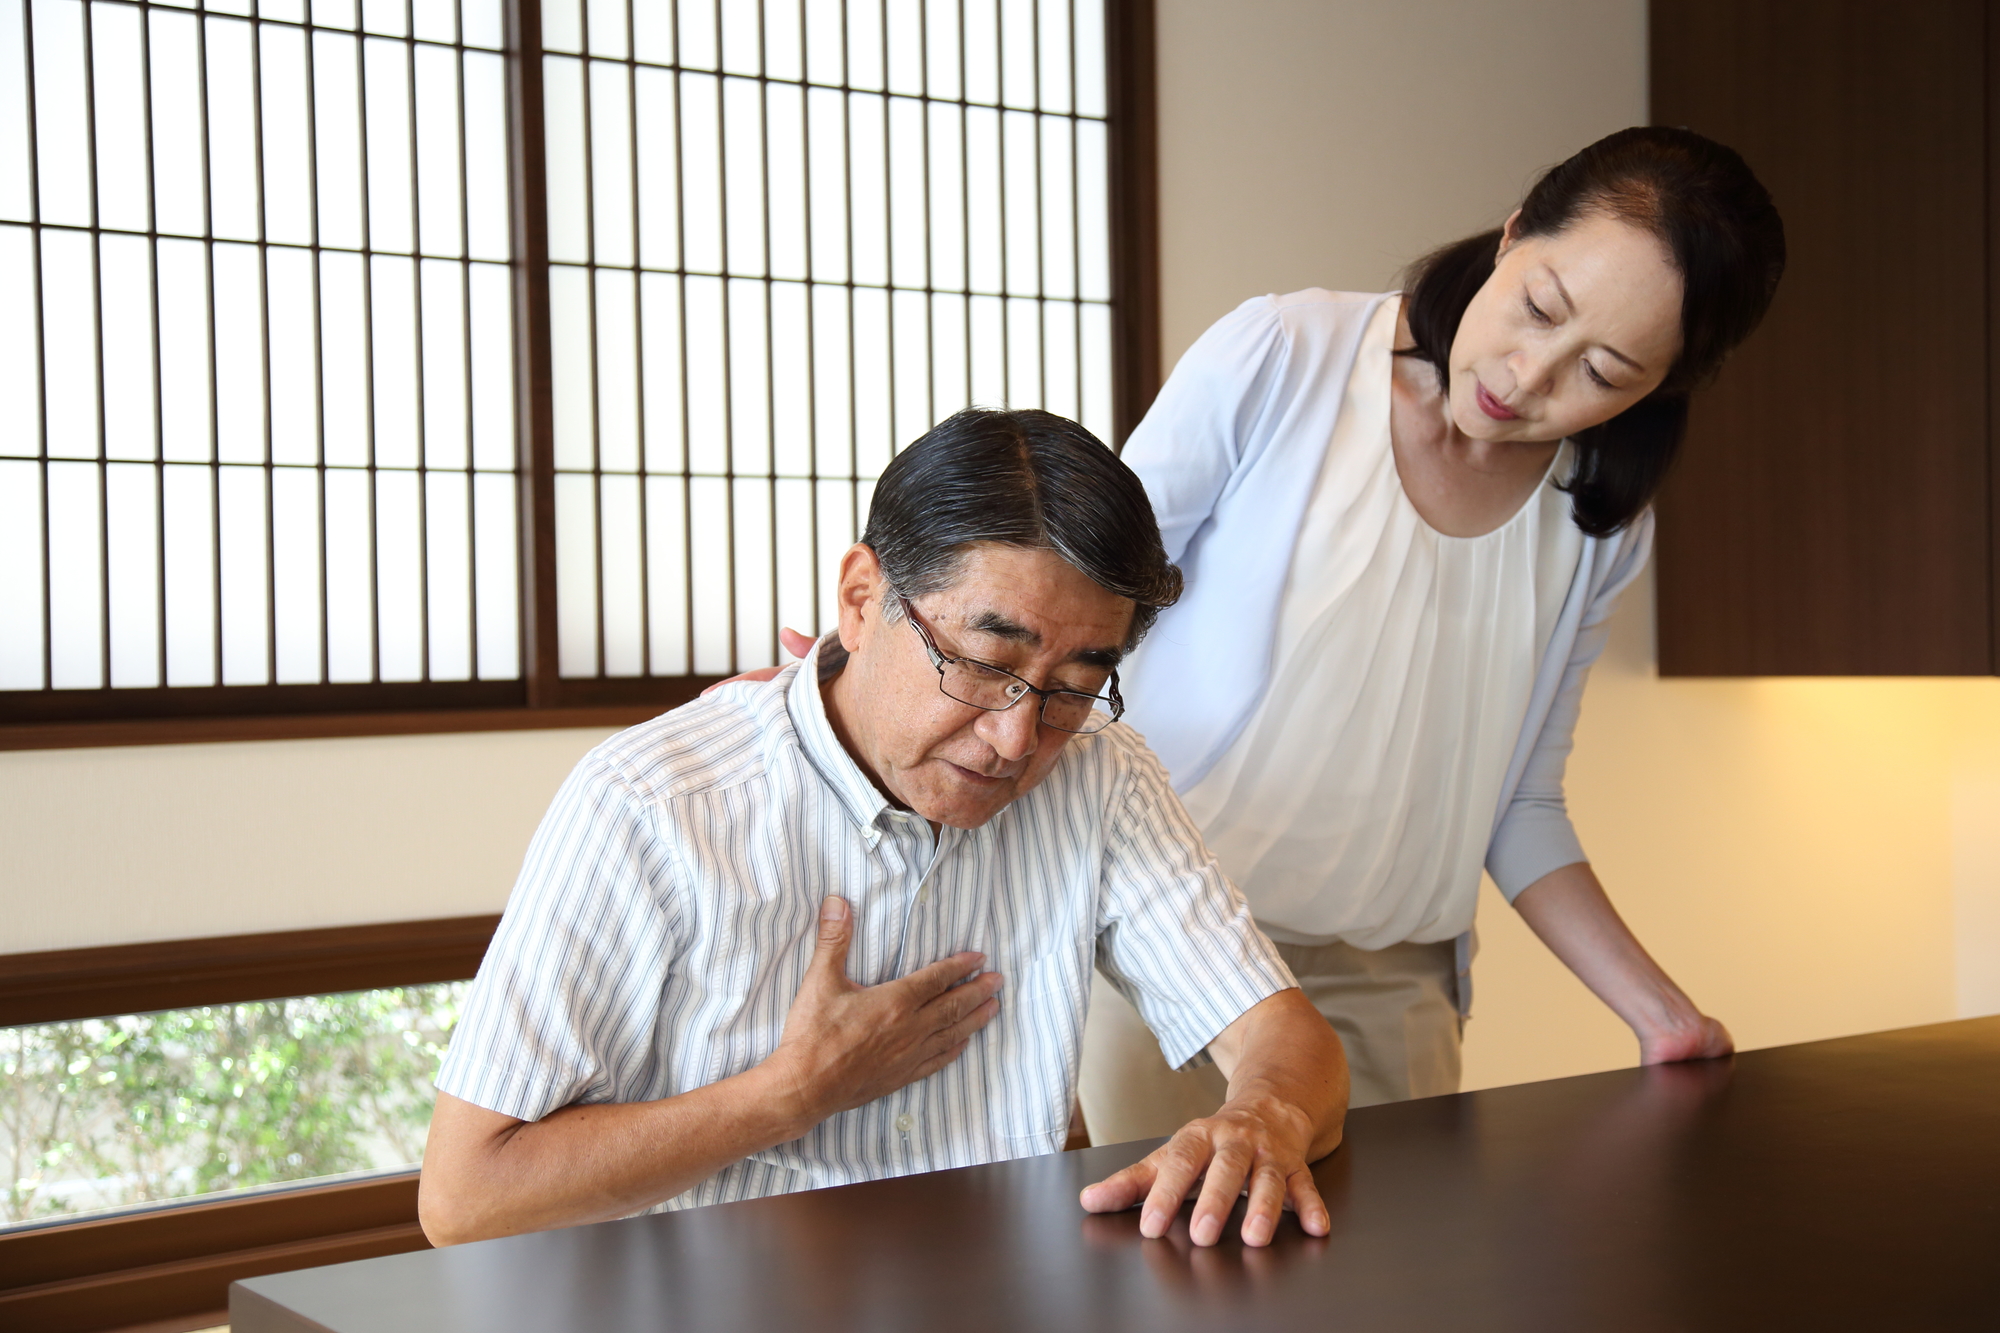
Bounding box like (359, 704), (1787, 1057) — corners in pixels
(1140, 1209), (1165, 1236)
(821, 897), (844, 920)
(1192, 1216), (1220, 1246)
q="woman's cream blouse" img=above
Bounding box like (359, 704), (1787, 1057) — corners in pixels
(1137, 294), (1613, 948)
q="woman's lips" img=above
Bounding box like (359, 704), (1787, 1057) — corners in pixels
(1475, 382), (1519, 422)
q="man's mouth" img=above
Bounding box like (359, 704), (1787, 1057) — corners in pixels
(943, 760), (1013, 786)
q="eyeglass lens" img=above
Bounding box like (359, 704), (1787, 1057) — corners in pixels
(939, 659), (1110, 734)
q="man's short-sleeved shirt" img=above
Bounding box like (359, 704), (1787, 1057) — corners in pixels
(435, 640), (1294, 1211)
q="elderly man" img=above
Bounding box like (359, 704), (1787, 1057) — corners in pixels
(420, 408), (1347, 1250)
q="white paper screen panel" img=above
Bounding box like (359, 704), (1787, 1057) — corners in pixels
(0, 0), (1116, 699)
(0, 0), (519, 692)
(540, 0), (1113, 679)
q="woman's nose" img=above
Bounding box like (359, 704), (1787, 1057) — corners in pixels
(1508, 346), (1558, 397)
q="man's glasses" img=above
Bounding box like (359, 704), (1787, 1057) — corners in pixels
(895, 593), (1122, 736)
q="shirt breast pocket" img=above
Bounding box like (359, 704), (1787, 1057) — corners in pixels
(985, 947), (1089, 1145)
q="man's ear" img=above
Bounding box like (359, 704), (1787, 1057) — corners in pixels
(1496, 207), (1525, 258)
(834, 544), (884, 655)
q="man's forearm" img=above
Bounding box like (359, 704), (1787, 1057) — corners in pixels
(1209, 989), (1349, 1159)
(420, 1064), (807, 1245)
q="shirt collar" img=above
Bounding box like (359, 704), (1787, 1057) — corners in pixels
(787, 635), (897, 841)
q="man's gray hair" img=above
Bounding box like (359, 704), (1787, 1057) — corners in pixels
(859, 408), (1182, 647)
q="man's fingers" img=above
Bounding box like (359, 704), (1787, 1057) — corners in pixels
(1287, 1166), (1329, 1237)
(1078, 1159), (1157, 1216)
(922, 969), (1003, 1029)
(778, 626), (819, 659)
(805, 897), (854, 989)
(909, 1037), (975, 1084)
(1237, 1162), (1291, 1247)
(932, 994), (1001, 1053)
(1187, 1142), (1252, 1247)
(1138, 1134), (1212, 1240)
(895, 950), (989, 1002)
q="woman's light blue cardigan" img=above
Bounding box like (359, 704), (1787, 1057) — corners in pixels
(1117, 290), (1653, 905)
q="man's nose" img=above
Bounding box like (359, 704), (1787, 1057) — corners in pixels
(975, 697), (1041, 764)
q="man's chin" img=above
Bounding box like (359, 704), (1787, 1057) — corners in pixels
(908, 765), (1020, 829)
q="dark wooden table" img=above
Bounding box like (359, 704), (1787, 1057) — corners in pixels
(233, 1018), (2000, 1332)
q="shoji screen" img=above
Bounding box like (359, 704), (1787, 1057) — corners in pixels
(0, 0), (520, 697)
(0, 0), (1130, 722)
(538, 0), (1113, 682)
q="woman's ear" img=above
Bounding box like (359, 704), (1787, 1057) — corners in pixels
(1496, 207), (1525, 258)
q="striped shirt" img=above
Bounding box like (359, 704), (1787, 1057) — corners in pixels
(436, 639), (1293, 1212)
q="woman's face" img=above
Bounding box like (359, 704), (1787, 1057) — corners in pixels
(1447, 210), (1684, 444)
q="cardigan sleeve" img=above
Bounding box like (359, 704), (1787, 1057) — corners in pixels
(1484, 512), (1655, 901)
(1118, 295), (1291, 564)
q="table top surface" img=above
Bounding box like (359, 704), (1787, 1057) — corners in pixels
(234, 1017), (2000, 1333)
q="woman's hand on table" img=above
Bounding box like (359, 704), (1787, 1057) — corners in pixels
(1638, 1012), (1734, 1065)
(702, 627), (819, 694)
(1513, 861), (1735, 1067)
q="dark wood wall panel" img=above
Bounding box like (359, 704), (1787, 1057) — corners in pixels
(1652, 0), (1995, 675)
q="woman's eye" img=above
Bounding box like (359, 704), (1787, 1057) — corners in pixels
(1583, 360), (1613, 389)
(1524, 296), (1551, 325)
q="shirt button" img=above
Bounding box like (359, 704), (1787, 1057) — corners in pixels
(915, 885), (930, 905)
(895, 1113), (915, 1132)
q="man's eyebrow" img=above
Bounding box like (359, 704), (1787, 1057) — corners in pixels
(966, 611), (1123, 671)
(1548, 268), (1647, 374)
(967, 610), (1040, 645)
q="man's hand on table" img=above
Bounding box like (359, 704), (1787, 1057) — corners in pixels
(763, 895), (1005, 1128)
(1078, 1094), (1329, 1248)
(1078, 988), (1348, 1248)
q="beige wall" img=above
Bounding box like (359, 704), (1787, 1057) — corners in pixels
(1154, 0), (2000, 1092)
(0, 728), (613, 955)
(3, 0), (1997, 1099)
(1156, 0), (1649, 353)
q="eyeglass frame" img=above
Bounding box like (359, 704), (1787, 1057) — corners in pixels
(892, 592), (1124, 734)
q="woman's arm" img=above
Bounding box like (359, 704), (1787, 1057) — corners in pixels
(1511, 861), (1732, 1064)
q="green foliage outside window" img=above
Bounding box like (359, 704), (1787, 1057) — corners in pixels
(1, 983), (465, 1226)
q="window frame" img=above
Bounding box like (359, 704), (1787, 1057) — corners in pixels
(0, 914), (499, 1330)
(0, 0), (1162, 749)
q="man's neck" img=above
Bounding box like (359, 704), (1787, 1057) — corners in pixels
(820, 650), (938, 838)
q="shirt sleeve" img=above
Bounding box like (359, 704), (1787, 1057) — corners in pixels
(1485, 513), (1655, 901)
(435, 748), (684, 1121)
(1093, 730), (1297, 1071)
(1119, 295), (1291, 564)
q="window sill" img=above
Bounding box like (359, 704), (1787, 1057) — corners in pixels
(0, 1170), (426, 1333)
(0, 698), (714, 753)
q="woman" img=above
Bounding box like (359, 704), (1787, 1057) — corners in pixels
(1081, 126), (1786, 1135)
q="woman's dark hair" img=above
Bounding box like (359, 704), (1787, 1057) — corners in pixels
(1401, 126), (1786, 536)
(860, 407), (1182, 646)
